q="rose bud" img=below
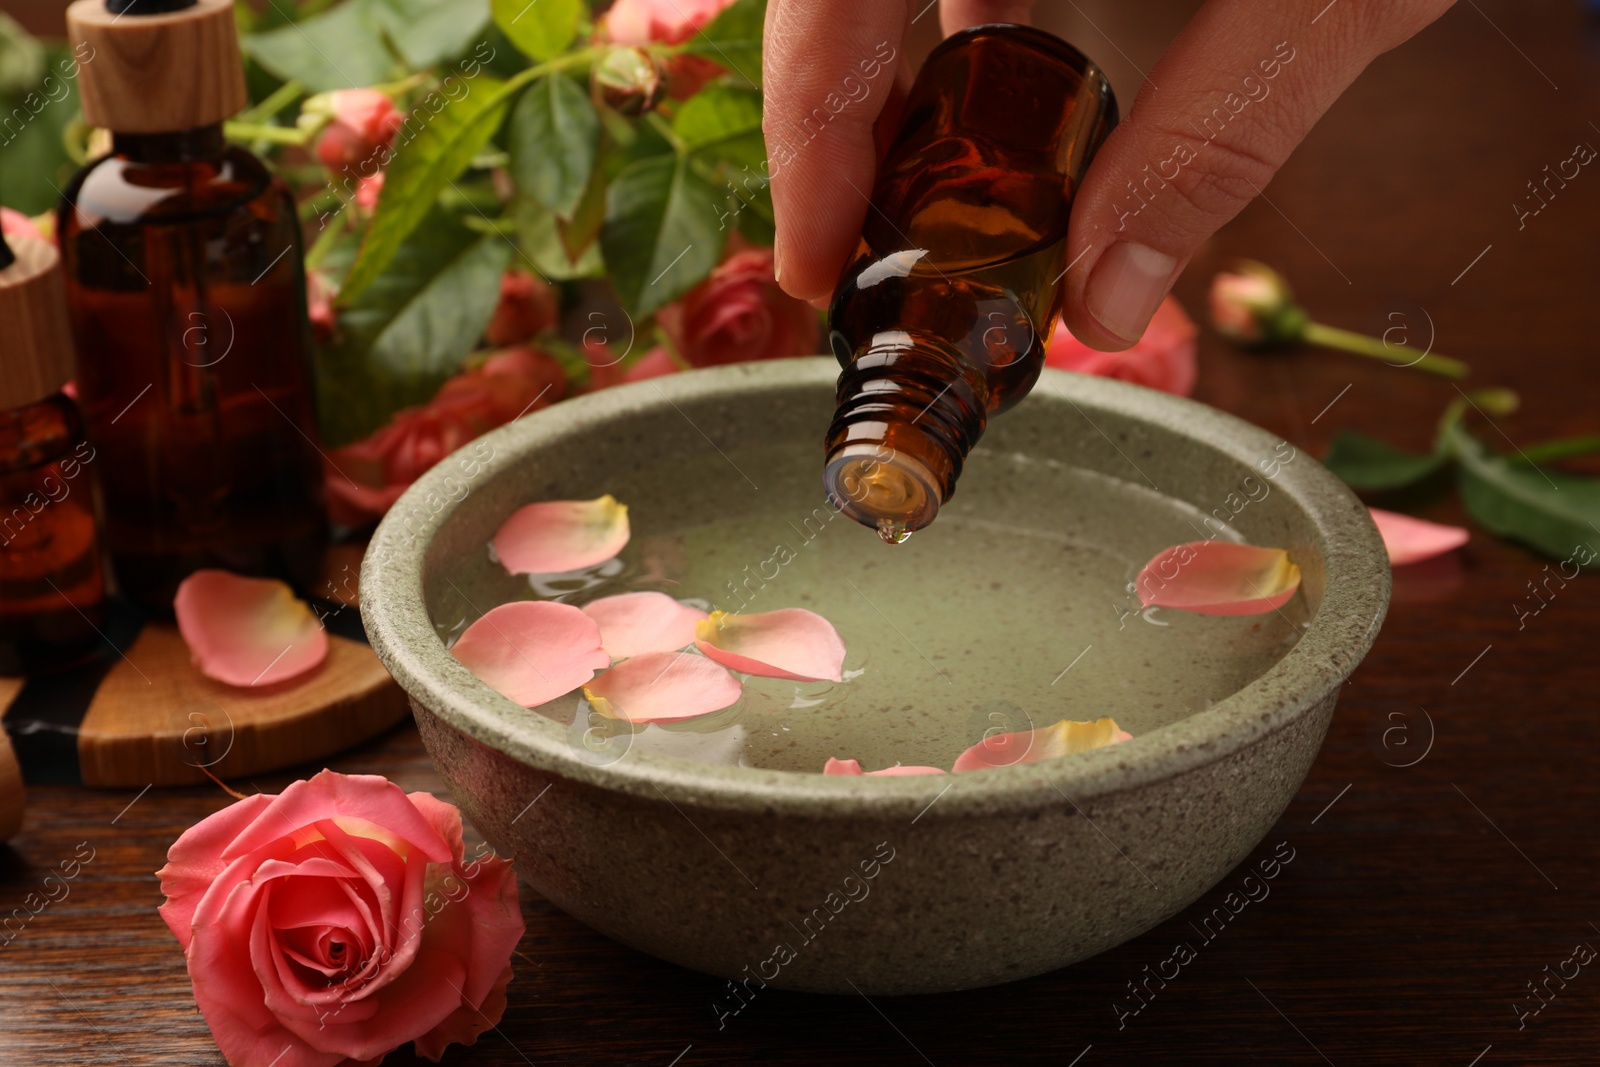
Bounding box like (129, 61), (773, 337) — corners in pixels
(592, 46), (665, 117)
(1207, 259), (1307, 346)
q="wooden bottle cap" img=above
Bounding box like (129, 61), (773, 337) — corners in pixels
(0, 236), (77, 410)
(67, 0), (248, 134)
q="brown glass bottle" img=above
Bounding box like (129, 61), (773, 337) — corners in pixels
(0, 235), (107, 673)
(825, 25), (1116, 541)
(59, 0), (327, 610)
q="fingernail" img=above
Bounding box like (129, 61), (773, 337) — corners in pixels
(1084, 242), (1178, 343)
(773, 243), (784, 284)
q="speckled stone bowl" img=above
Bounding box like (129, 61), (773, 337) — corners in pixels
(361, 358), (1388, 995)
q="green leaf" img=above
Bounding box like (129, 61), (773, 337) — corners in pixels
(340, 75), (509, 302)
(385, 0), (494, 71)
(601, 153), (727, 316)
(246, 0), (490, 92)
(685, 0), (764, 86)
(673, 85), (763, 152)
(491, 0), (582, 62)
(508, 73), (599, 218)
(515, 196), (604, 279)
(0, 46), (81, 215)
(1322, 431), (1449, 492)
(319, 211), (511, 443)
(1445, 421), (1600, 567)
(558, 156), (608, 262)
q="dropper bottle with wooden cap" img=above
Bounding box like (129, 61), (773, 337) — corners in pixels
(57, 0), (327, 611)
(0, 232), (108, 673)
(824, 25), (1117, 542)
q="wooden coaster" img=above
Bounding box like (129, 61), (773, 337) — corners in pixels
(0, 681), (23, 840)
(2, 616), (409, 789)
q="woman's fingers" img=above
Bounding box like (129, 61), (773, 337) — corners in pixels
(939, 0), (1034, 37)
(763, 0), (909, 301)
(1060, 0), (1457, 350)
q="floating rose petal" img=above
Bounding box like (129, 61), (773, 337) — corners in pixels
(695, 609), (846, 682)
(492, 495), (631, 575)
(953, 717), (1132, 773)
(581, 592), (707, 660)
(174, 570), (329, 687)
(823, 758), (946, 776)
(451, 601), (610, 706)
(1135, 541), (1301, 616)
(584, 651), (742, 723)
(1368, 507), (1469, 566)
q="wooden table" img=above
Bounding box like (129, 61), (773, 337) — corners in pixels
(4, 2), (1599, 1064)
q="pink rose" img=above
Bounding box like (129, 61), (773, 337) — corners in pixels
(157, 770), (523, 1067)
(601, 0), (734, 97)
(1044, 294), (1198, 396)
(585, 345), (682, 391)
(484, 270), (560, 346)
(326, 347), (567, 526)
(315, 89), (405, 174)
(603, 0), (733, 46)
(354, 172), (385, 214)
(659, 248), (820, 368)
(306, 269), (338, 342)
(1, 206), (46, 244)
(1207, 259), (1305, 345)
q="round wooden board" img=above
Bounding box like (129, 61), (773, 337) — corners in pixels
(0, 686), (22, 839)
(1, 624), (408, 789)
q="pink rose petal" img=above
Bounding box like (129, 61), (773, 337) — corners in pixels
(694, 608), (846, 682)
(583, 650), (742, 723)
(823, 758), (946, 776)
(492, 495), (630, 575)
(1135, 541), (1302, 616)
(1368, 507), (1469, 566)
(451, 601), (610, 706)
(1045, 295), (1198, 396)
(953, 717), (1132, 773)
(173, 570), (329, 687)
(581, 592), (708, 660)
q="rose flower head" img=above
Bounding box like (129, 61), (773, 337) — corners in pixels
(1208, 259), (1308, 346)
(157, 770), (523, 1067)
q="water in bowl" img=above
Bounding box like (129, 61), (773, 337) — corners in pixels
(432, 441), (1309, 775)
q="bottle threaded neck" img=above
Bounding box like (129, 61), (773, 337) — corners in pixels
(823, 333), (989, 540)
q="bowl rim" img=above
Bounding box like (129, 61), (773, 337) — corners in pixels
(362, 358), (1389, 818)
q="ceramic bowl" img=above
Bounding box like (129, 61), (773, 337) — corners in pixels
(361, 357), (1388, 995)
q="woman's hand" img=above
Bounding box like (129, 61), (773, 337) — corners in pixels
(763, 0), (1457, 348)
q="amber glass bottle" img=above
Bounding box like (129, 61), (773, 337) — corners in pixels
(0, 234), (107, 673)
(58, 0), (326, 610)
(825, 25), (1117, 541)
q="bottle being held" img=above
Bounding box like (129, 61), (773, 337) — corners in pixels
(824, 25), (1117, 542)
(57, 0), (327, 610)
(0, 233), (108, 674)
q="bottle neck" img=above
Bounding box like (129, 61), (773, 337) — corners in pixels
(823, 334), (990, 542)
(111, 123), (227, 164)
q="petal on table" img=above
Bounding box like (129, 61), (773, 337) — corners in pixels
(451, 601), (610, 706)
(1368, 507), (1469, 566)
(953, 717), (1132, 773)
(491, 495), (630, 575)
(1135, 541), (1301, 616)
(695, 609), (846, 682)
(582, 591), (708, 660)
(584, 651), (742, 723)
(174, 569), (329, 687)
(823, 758), (946, 776)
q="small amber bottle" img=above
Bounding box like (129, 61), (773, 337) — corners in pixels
(825, 25), (1117, 541)
(57, 0), (327, 610)
(0, 234), (108, 674)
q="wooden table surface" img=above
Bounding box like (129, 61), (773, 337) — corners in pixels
(5, 2), (1600, 1064)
